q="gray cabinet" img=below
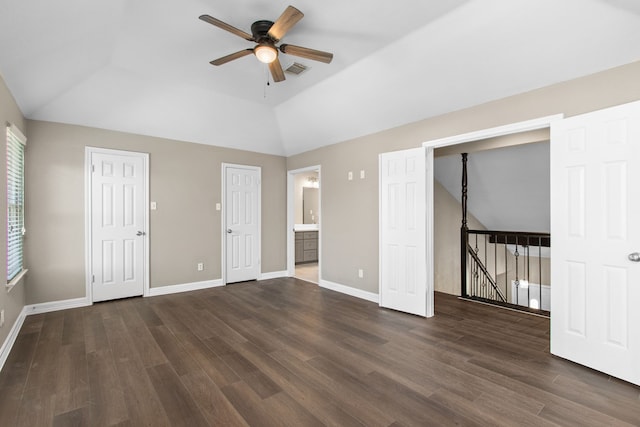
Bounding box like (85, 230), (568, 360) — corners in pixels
(295, 231), (318, 263)
(295, 232), (304, 263)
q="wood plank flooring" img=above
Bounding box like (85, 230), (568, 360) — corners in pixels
(1, 278), (639, 426)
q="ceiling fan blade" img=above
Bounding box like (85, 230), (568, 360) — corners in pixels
(279, 44), (333, 64)
(269, 57), (286, 82)
(267, 6), (304, 41)
(199, 15), (254, 41)
(210, 49), (254, 66)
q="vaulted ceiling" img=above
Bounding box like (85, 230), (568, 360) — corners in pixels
(1, 0), (640, 156)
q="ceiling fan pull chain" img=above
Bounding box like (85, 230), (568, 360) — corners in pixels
(264, 66), (270, 98)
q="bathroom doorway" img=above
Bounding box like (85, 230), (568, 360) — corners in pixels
(287, 166), (321, 284)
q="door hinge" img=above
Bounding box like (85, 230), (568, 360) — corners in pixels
(92, 275), (95, 283)
(91, 164), (95, 173)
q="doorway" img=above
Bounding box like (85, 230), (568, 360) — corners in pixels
(85, 147), (149, 302)
(287, 166), (321, 284)
(417, 115), (562, 317)
(434, 141), (551, 312)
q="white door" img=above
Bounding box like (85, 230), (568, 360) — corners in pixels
(90, 149), (147, 302)
(224, 165), (260, 283)
(551, 100), (640, 386)
(379, 147), (433, 317)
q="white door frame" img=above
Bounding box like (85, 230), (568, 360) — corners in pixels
(84, 146), (150, 302)
(421, 114), (563, 315)
(287, 165), (321, 279)
(222, 163), (262, 285)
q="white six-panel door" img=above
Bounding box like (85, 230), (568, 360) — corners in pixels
(551, 100), (640, 386)
(224, 165), (260, 283)
(90, 149), (147, 302)
(379, 147), (432, 317)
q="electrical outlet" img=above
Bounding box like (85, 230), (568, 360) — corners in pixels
(197, 263), (204, 271)
(358, 269), (364, 278)
(0, 309), (4, 327)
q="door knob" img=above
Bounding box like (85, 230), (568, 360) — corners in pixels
(226, 228), (232, 234)
(136, 231), (146, 236)
(628, 252), (640, 262)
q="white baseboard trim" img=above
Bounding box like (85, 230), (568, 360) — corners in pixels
(24, 297), (92, 315)
(319, 279), (379, 304)
(259, 270), (288, 280)
(0, 306), (28, 372)
(146, 279), (224, 297)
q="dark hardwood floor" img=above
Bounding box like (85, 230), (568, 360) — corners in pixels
(1, 278), (639, 426)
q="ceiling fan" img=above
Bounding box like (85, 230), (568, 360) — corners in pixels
(199, 5), (333, 83)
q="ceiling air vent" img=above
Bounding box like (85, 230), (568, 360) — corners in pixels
(285, 62), (309, 75)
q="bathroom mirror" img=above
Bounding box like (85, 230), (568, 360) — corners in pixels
(303, 187), (319, 224)
(293, 171), (319, 227)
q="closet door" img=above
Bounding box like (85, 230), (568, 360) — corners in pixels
(224, 164), (261, 284)
(90, 148), (148, 302)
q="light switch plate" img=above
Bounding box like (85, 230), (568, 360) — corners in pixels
(360, 170), (365, 179)
(348, 171), (353, 181)
(216, 203), (221, 211)
(150, 201), (157, 210)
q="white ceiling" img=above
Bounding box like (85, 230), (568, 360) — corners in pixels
(435, 142), (550, 233)
(1, 0), (640, 156)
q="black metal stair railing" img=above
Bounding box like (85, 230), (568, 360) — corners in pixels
(467, 241), (506, 303)
(462, 229), (551, 316)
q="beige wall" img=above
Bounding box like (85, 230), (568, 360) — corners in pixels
(287, 60), (640, 296)
(0, 74), (27, 346)
(24, 120), (287, 305)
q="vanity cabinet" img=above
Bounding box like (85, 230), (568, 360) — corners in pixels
(295, 231), (318, 263)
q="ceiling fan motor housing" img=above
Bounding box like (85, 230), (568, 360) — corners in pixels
(251, 20), (275, 43)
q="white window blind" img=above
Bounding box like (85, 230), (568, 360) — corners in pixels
(7, 124), (26, 283)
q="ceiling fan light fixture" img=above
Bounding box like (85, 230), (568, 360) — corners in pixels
(254, 44), (277, 64)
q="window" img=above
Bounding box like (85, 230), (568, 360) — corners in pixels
(6, 124), (26, 285)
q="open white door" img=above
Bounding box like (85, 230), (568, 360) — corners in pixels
(224, 164), (260, 284)
(89, 148), (148, 302)
(551, 100), (640, 386)
(379, 147), (433, 317)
